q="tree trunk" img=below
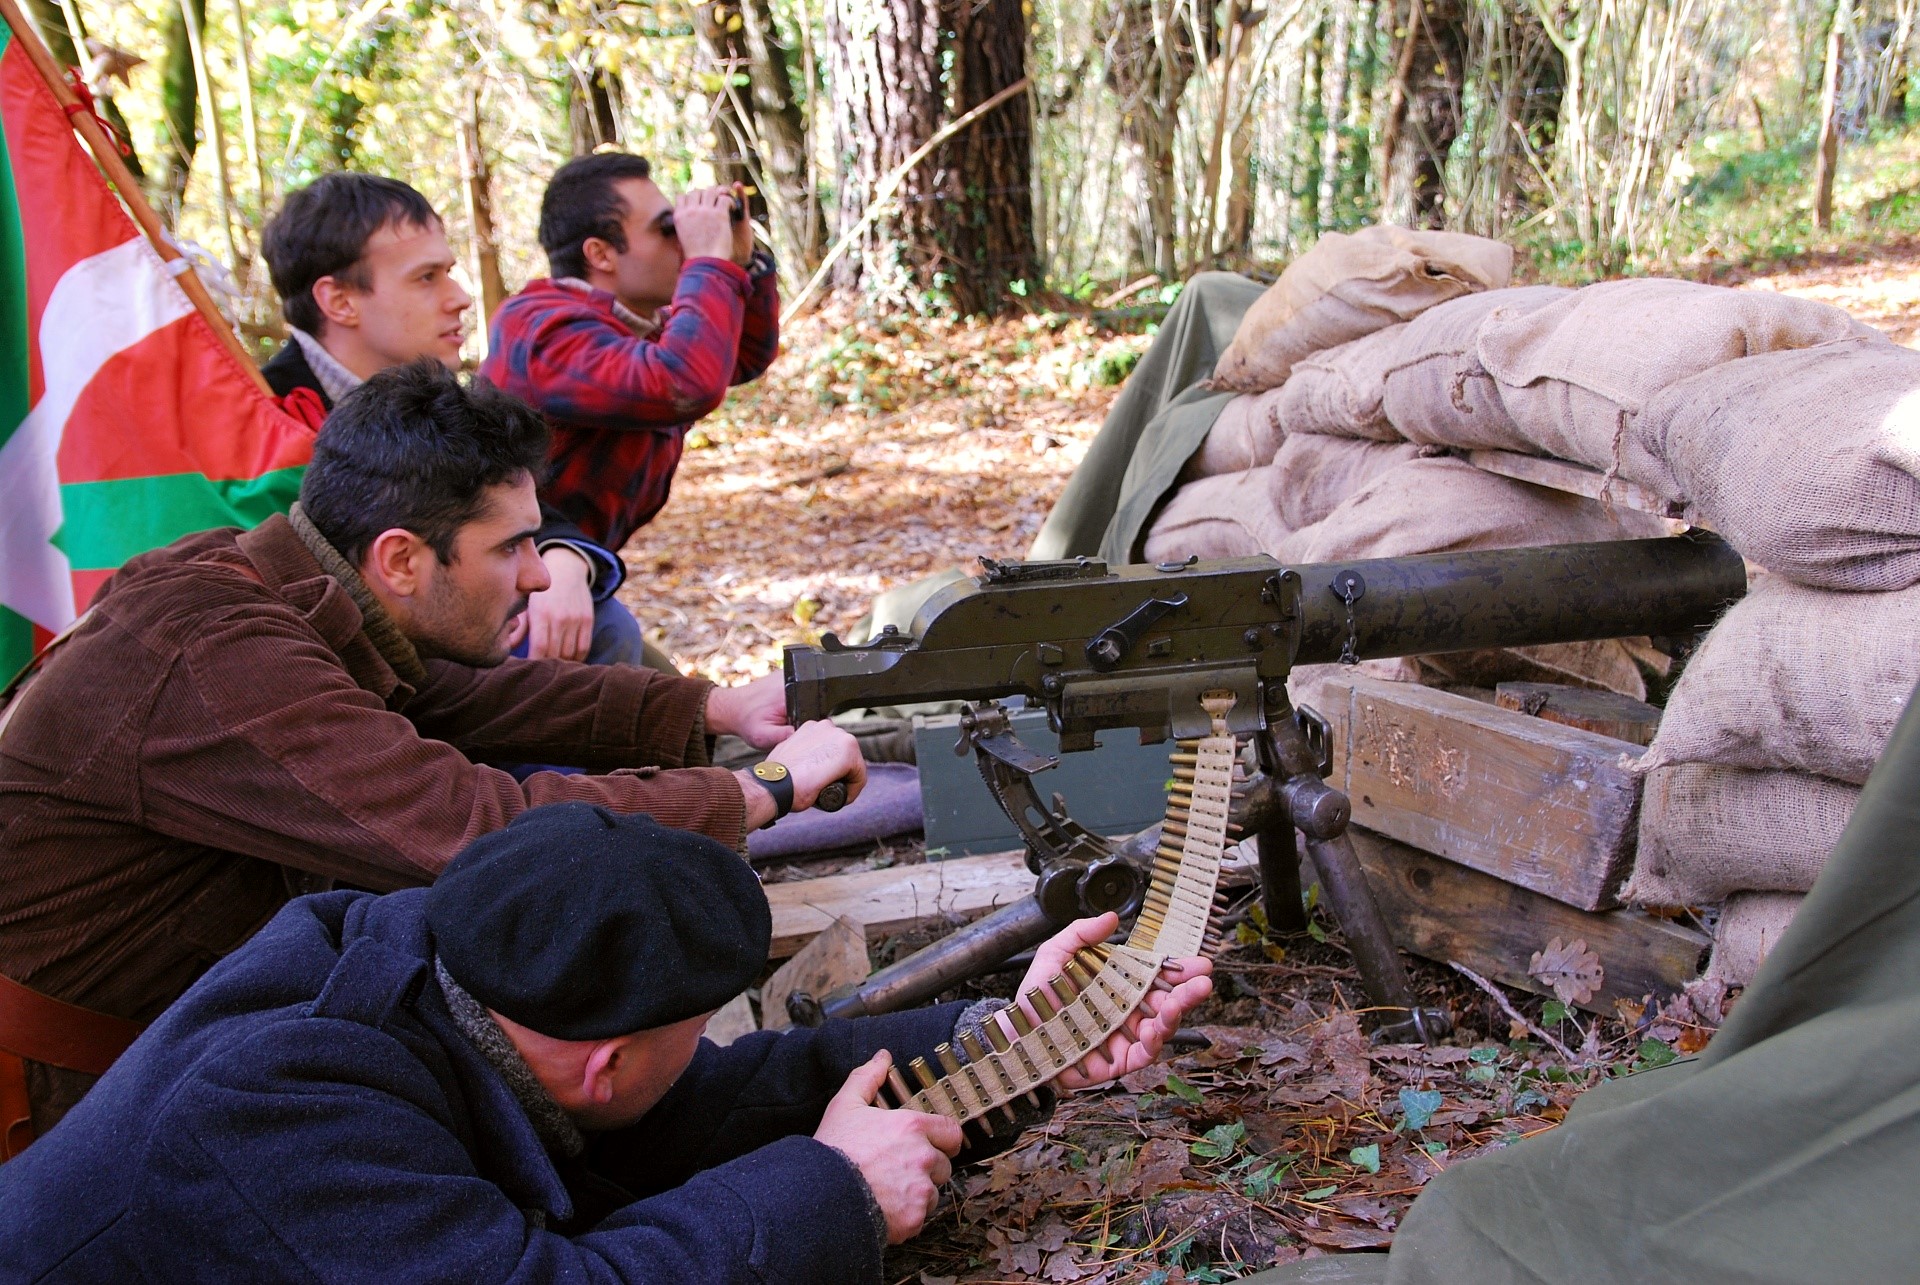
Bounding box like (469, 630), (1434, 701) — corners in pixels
(700, 0), (823, 268)
(1317, 0), (1353, 229)
(458, 88), (507, 332)
(1103, 0), (1207, 278)
(943, 0), (1038, 312)
(1400, 0), (1468, 227)
(826, 0), (942, 302)
(1815, 0), (1849, 230)
(158, 0), (204, 221)
(566, 65), (623, 155)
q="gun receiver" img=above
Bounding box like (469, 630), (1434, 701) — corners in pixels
(781, 533), (1745, 1041)
(787, 533), (1743, 739)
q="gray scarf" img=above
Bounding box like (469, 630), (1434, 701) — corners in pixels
(434, 957), (587, 1160)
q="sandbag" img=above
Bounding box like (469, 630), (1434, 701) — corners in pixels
(1210, 225), (1513, 393)
(1267, 324), (1410, 440)
(1282, 455), (1671, 705)
(1178, 386), (1290, 480)
(1477, 279), (1882, 495)
(1381, 285), (1573, 452)
(1702, 892), (1805, 991)
(1646, 340), (1920, 591)
(1142, 464), (1293, 563)
(1641, 574), (1920, 786)
(1268, 434), (1427, 530)
(1628, 764), (1859, 906)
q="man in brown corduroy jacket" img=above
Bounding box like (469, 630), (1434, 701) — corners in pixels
(0, 361), (865, 1146)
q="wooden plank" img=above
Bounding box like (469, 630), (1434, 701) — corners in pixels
(1494, 682), (1662, 747)
(765, 848), (1034, 959)
(762, 916), (870, 1030)
(1324, 676), (1644, 910)
(1347, 828), (1709, 1012)
(1465, 448), (1686, 522)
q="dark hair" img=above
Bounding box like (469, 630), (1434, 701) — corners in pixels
(299, 359), (551, 566)
(263, 173), (440, 335)
(539, 152), (653, 281)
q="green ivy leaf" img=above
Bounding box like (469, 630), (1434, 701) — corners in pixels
(1637, 1037), (1679, 1068)
(1399, 1088), (1444, 1132)
(1469, 1046), (1500, 1064)
(1541, 999), (1570, 1026)
(1350, 1144), (1381, 1174)
(1302, 1184), (1338, 1201)
(1165, 1074), (1205, 1104)
(1191, 1120), (1246, 1160)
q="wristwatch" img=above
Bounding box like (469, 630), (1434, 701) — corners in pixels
(751, 760), (795, 824)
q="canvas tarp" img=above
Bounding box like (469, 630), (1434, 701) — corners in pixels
(1028, 272), (1264, 564)
(1244, 678), (1920, 1285)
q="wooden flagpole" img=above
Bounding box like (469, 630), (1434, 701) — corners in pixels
(0, 0), (272, 394)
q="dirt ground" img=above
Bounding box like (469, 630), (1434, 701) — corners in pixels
(622, 249), (1920, 1282)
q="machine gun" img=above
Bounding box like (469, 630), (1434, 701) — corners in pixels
(783, 533), (1745, 1042)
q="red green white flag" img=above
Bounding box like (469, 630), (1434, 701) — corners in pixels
(0, 17), (314, 679)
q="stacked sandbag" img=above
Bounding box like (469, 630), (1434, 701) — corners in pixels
(1625, 574), (1920, 912)
(1178, 386), (1290, 481)
(1381, 285), (1572, 450)
(1208, 225), (1513, 393)
(1267, 324), (1410, 441)
(1140, 464), (1293, 563)
(1702, 892), (1805, 991)
(1281, 455), (1671, 712)
(1644, 341), (1920, 591)
(1268, 434), (1430, 530)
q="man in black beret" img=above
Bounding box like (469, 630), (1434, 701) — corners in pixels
(0, 803), (1212, 1281)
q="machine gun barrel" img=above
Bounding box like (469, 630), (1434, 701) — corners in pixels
(786, 532), (1744, 729)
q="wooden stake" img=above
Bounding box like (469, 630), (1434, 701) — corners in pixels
(0, 0), (270, 392)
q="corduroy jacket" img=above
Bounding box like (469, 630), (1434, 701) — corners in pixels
(0, 888), (959, 1283)
(0, 514), (746, 1129)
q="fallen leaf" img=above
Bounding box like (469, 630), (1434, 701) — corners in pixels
(1529, 936), (1604, 1006)
(1295, 1216), (1394, 1250)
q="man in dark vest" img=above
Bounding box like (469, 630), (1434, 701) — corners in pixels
(260, 171), (648, 669)
(0, 803), (1213, 1281)
(0, 361), (864, 1148)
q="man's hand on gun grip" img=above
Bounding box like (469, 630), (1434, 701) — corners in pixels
(732, 719), (865, 830)
(1003, 912), (1214, 1091)
(815, 1051), (964, 1245)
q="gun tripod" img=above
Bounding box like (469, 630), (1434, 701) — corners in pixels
(787, 694), (1451, 1044)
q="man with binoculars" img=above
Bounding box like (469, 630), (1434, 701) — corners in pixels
(481, 153), (780, 663)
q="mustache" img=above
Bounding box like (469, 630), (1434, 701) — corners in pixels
(507, 597), (530, 623)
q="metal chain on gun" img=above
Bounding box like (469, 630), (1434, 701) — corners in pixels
(1333, 570), (1365, 666)
(873, 693), (1240, 1137)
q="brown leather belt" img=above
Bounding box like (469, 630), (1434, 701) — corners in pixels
(0, 972), (145, 1160)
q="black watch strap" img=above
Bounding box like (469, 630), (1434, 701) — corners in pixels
(751, 761), (794, 823)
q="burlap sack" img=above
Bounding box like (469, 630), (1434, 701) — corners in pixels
(1381, 285), (1573, 452)
(1644, 340), (1920, 592)
(1478, 279), (1882, 496)
(1281, 455), (1671, 706)
(1142, 464), (1292, 563)
(1179, 386), (1291, 481)
(1628, 764), (1859, 906)
(1268, 434), (1427, 531)
(1210, 225), (1514, 393)
(1268, 324), (1411, 441)
(1640, 574), (1920, 786)
(1702, 892), (1805, 990)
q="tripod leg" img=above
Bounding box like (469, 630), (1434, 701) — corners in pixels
(1257, 825), (1308, 934)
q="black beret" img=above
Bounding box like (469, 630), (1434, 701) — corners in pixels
(427, 803), (771, 1040)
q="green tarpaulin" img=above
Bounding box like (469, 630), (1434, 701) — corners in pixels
(1248, 681), (1920, 1283)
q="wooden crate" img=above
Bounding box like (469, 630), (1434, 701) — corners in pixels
(1320, 676), (1645, 911)
(1347, 828), (1708, 1012)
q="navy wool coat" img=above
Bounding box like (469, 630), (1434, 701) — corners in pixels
(0, 888), (969, 1283)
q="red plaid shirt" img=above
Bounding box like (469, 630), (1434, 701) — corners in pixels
(481, 258), (779, 550)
